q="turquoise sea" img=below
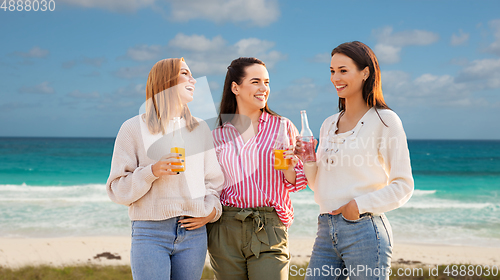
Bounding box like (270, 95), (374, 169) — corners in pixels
(1, 137), (499, 247)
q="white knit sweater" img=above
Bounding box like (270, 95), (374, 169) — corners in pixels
(313, 107), (414, 214)
(106, 115), (224, 222)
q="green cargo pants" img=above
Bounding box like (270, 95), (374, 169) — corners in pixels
(207, 206), (290, 280)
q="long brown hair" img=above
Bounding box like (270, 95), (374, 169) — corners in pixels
(331, 41), (390, 115)
(216, 57), (278, 127)
(145, 58), (198, 134)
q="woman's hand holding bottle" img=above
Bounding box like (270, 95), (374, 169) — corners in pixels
(151, 153), (184, 177)
(283, 145), (299, 170)
(295, 136), (318, 162)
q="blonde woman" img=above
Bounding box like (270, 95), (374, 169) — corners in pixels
(106, 58), (224, 280)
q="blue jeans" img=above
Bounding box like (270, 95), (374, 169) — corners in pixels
(305, 213), (393, 280)
(130, 218), (207, 280)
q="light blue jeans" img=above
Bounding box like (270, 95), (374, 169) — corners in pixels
(305, 213), (393, 280)
(130, 217), (207, 280)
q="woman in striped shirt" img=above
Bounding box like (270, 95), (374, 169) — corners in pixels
(207, 57), (308, 280)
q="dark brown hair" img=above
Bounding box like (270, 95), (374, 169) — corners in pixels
(331, 41), (390, 123)
(216, 57), (279, 127)
(145, 58), (198, 134)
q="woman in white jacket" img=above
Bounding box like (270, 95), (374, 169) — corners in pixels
(296, 41), (414, 280)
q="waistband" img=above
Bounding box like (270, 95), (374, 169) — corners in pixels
(222, 206), (276, 213)
(319, 212), (380, 218)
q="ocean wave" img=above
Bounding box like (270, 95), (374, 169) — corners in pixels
(0, 184), (106, 192)
(0, 184), (110, 203)
(402, 201), (499, 210)
(412, 189), (437, 196)
(0, 196), (110, 202)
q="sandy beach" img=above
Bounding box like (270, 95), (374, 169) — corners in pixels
(0, 236), (498, 268)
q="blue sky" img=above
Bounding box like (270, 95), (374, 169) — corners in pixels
(1, 0), (500, 139)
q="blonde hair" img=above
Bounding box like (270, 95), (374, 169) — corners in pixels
(145, 57), (199, 134)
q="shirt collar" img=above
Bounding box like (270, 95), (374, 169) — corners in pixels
(259, 110), (270, 123)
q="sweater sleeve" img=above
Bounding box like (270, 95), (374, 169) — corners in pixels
(283, 118), (307, 192)
(201, 123), (224, 222)
(354, 112), (414, 214)
(106, 119), (159, 206)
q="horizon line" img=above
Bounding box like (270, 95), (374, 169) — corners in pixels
(1, 136), (499, 141)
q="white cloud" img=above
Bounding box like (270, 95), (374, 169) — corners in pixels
(486, 19), (500, 56)
(18, 82), (55, 94)
(167, 33), (286, 75)
(12, 46), (49, 58)
(167, 0), (279, 27)
(58, 0), (155, 12)
(113, 34), (285, 79)
(381, 70), (484, 108)
(235, 38), (275, 56)
(125, 45), (162, 61)
(451, 29), (470, 46)
(169, 34), (226, 52)
(373, 27), (439, 64)
(381, 70), (410, 92)
(374, 44), (402, 64)
(413, 74), (463, 96)
(457, 58), (500, 88)
(59, 0), (279, 26)
(379, 57), (500, 108)
(375, 27), (439, 46)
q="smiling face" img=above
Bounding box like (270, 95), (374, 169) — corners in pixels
(177, 60), (196, 105)
(233, 63), (270, 113)
(330, 53), (369, 100)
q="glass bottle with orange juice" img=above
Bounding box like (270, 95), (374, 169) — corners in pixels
(170, 117), (185, 172)
(274, 118), (291, 170)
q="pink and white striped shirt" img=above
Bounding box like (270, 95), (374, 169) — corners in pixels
(212, 111), (307, 227)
